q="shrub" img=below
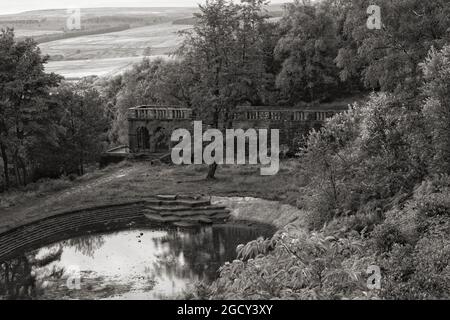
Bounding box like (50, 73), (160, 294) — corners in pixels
(376, 175), (450, 299)
(379, 225), (450, 300)
(194, 227), (377, 300)
(372, 222), (411, 253)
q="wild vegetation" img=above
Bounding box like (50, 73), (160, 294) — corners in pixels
(0, 0), (449, 299)
(186, 0), (450, 300)
(0, 7), (193, 40)
(0, 29), (109, 189)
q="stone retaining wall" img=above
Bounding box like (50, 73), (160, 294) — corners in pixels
(0, 195), (232, 262)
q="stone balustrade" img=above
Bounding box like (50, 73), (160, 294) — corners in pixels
(128, 106), (192, 120)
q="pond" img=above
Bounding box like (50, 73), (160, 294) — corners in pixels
(0, 222), (273, 300)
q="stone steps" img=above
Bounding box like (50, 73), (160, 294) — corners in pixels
(145, 205), (228, 212)
(143, 199), (212, 207)
(142, 196), (230, 226)
(144, 208), (229, 216)
(173, 221), (199, 228)
(143, 213), (180, 223)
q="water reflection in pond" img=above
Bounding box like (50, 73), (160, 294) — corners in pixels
(0, 224), (272, 300)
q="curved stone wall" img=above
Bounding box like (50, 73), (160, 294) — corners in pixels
(0, 196), (231, 262)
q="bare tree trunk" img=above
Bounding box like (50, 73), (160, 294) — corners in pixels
(207, 163), (218, 180)
(14, 165), (21, 186)
(13, 153), (22, 187)
(18, 157), (27, 186)
(0, 142), (9, 190)
(79, 155), (84, 176)
(206, 108), (220, 180)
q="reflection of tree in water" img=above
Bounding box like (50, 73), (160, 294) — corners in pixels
(65, 235), (105, 258)
(0, 248), (63, 299)
(152, 226), (267, 283)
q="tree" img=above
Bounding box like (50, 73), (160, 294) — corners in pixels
(103, 58), (195, 145)
(420, 45), (450, 174)
(52, 82), (109, 176)
(335, 0), (450, 96)
(275, 0), (342, 104)
(178, 0), (272, 179)
(0, 28), (61, 188)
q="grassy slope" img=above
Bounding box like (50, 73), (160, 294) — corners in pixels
(39, 23), (191, 60)
(0, 8), (196, 78)
(0, 160), (307, 233)
(2, 4), (285, 78)
(39, 22), (191, 78)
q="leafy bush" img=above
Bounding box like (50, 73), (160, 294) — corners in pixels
(375, 175), (450, 299)
(379, 227), (450, 299)
(372, 223), (409, 253)
(191, 227), (378, 300)
(191, 9), (450, 302)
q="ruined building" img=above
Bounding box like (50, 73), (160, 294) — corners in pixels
(127, 104), (348, 156)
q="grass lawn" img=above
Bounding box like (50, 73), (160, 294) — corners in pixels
(0, 160), (307, 233)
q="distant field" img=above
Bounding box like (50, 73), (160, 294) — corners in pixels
(44, 55), (171, 79)
(0, 8), (196, 79)
(12, 29), (64, 37)
(34, 25), (132, 44)
(40, 23), (190, 60)
(0, 7), (198, 31)
(39, 23), (190, 60)
(1, 6), (283, 79)
(38, 23), (190, 78)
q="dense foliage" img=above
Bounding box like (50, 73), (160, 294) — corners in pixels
(185, 0), (450, 300)
(0, 0), (449, 299)
(192, 44), (450, 299)
(0, 29), (109, 189)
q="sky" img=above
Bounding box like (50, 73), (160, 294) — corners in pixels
(0, 0), (288, 15)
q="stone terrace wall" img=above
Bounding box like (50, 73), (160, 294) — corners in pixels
(128, 105), (346, 154)
(232, 106), (341, 149)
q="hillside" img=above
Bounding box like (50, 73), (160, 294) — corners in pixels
(0, 7), (197, 79)
(0, 5), (287, 79)
(40, 23), (190, 79)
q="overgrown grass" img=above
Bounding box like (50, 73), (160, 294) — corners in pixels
(0, 161), (132, 211)
(0, 160), (306, 227)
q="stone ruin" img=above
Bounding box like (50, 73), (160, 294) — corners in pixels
(127, 104), (348, 156)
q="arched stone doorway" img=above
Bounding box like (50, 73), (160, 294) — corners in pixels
(136, 127), (150, 150)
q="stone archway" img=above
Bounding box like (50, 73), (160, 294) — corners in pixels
(136, 127), (150, 150)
